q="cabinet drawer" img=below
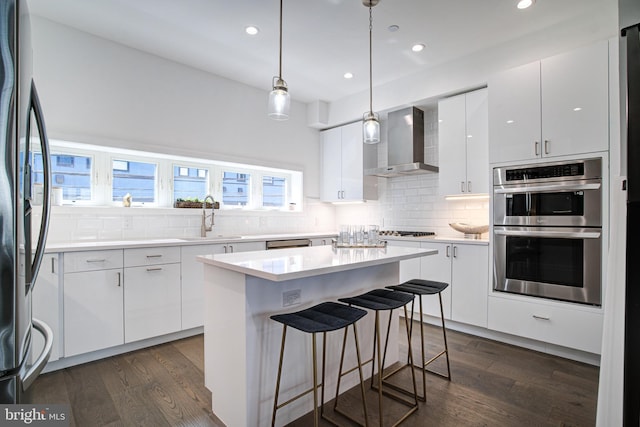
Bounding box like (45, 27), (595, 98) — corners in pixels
(488, 296), (603, 354)
(124, 246), (180, 267)
(64, 249), (123, 273)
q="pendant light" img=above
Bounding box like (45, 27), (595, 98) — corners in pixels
(363, 0), (380, 144)
(268, 0), (290, 120)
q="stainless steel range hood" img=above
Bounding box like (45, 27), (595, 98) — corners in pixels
(365, 106), (439, 177)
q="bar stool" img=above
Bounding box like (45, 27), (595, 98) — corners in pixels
(385, 279), (452, 401)
(338, 289), (418, 426)
(270, 301), (369, 427)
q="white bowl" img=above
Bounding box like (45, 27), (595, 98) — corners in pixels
(449, 223), (489, 235)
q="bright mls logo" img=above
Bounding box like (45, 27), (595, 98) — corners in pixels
(0, 405), (69, 426)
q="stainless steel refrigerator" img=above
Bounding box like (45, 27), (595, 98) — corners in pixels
(0, 0), (53, 403)
(622, 0), (640, 424)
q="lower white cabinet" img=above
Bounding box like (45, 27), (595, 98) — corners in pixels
(488, 296), (603, 354)
(124, 263), (181, 342)
(32, 253), (61, 363)
(181, 244), (222, 330)
(388, 239), (488, 328)
(420, 241), (488, 327)
(181, 241), (266, 329)
(64, 267), (124, 357)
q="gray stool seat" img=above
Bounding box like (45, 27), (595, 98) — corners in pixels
(338, 288), (414, 311)
(387, 279), (449, 295)
(271, 301), (367, 333)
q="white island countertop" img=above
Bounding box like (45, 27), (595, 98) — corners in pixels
(197, 244), (436, 282)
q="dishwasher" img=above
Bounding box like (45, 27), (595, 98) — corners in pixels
(265, 239), (312, 249)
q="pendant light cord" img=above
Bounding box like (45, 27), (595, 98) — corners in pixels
(368, 5), (373, 113)
(278, 0), (283, 80)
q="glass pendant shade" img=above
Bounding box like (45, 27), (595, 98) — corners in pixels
(363, 111), (380, 144)
(268, 77), (290, 120)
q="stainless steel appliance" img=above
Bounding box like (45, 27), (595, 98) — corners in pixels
(621, 1), (640, 422)
(493, 158), (603, 306)
(1, 0), (53, 403)
(266, 239), (312, 249)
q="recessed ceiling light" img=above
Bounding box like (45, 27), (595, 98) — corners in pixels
(245, 26), (259, 35)
(573, 107), (582, 111)
(344, 72), (354, 79)
(517, 0), (535, 9)
(388, 25), (400, 32)
(506, 120), (515, 124)
(412, 44), (425, 52)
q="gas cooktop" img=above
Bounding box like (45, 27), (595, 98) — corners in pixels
(378, 230), (436, 237)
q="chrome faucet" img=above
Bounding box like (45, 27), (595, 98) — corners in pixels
(201, 195), (215, 237)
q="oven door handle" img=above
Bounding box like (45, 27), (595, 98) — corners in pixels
(494, 183), (601, 194)
(494, 229), (601, 239)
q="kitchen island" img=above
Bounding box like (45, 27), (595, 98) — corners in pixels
(197, 244), (436, 427)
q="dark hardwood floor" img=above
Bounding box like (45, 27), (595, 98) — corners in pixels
(28, 322), (599, 427)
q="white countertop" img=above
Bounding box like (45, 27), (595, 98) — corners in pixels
(43, 232), (338, 252)
(197, 245), (437, 282)
(383, 235), (489, 245)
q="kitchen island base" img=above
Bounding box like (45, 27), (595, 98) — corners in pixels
(203, 262), (403, 427)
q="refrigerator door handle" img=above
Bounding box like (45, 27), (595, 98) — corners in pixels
(26, 81), (51, 292)
(21, 318), (53, 391)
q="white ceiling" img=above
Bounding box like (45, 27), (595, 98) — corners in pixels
(28, 0), (618, 104)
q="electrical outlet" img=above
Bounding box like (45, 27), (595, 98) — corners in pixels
(282, 289), (301, 307)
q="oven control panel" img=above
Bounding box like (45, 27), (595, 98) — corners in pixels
(505, 163), (584, 181)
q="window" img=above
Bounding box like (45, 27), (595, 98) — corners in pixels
(32, 152), (93, 202)
(262, 176), (286, 207)
(222, 172), (250, 206)
(173, 165), (209, 201)
(42, 139), (303, 210)
(112, 159), (157, 203)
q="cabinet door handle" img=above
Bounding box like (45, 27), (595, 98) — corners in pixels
(86, 259), (106, 263)
(51, 257), (55, 274)
(342, 190), (345, 199)
(146, 254), (163, 259)
(146, 267), (163, 272)
(534, 141), (540, 156)
(223, 246), (227, 253)
(544, 140), (550, 154)
(229, 245), (234, 253)
(445, 245), (451, 258)
(467, 181), (472, 193)
(532, 314), (550, 321)
(461, 181), (466, 192)
(116, 272), (121, 287)
(337, 190), (341, 199)
(453, 245), (458, 258)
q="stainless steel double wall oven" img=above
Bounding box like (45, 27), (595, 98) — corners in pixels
(493, 158), (603, 306)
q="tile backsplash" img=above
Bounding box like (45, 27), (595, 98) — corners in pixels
(36, 198), (337, 244)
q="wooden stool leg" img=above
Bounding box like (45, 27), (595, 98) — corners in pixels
(352, 323), (370, 427)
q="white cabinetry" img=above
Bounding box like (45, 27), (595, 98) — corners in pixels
(388, 239), (488, 328)
(310, 237), (333, 246)
(32, 254), (61, 363)
(63, 250), (124, 357)
(321, 122), (377, 202)
(438, 88), (488, 195)
(489, 41), (609, 163)
(181, 241), (265, 329)
(420, 241), (488, 327)
(124, 246), (181, 343)
(487, 296), (603, 354)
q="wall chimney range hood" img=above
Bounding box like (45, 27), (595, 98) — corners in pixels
(365, 106), (438, 177)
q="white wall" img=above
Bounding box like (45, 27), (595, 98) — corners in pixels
(31, 17), (320, 196)
(31, 17), (339, 242)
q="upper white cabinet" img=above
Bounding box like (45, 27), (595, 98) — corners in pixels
(438, 88), (488, 195)
(321, 121), (377, 202)
(489, 41), (609, 163)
